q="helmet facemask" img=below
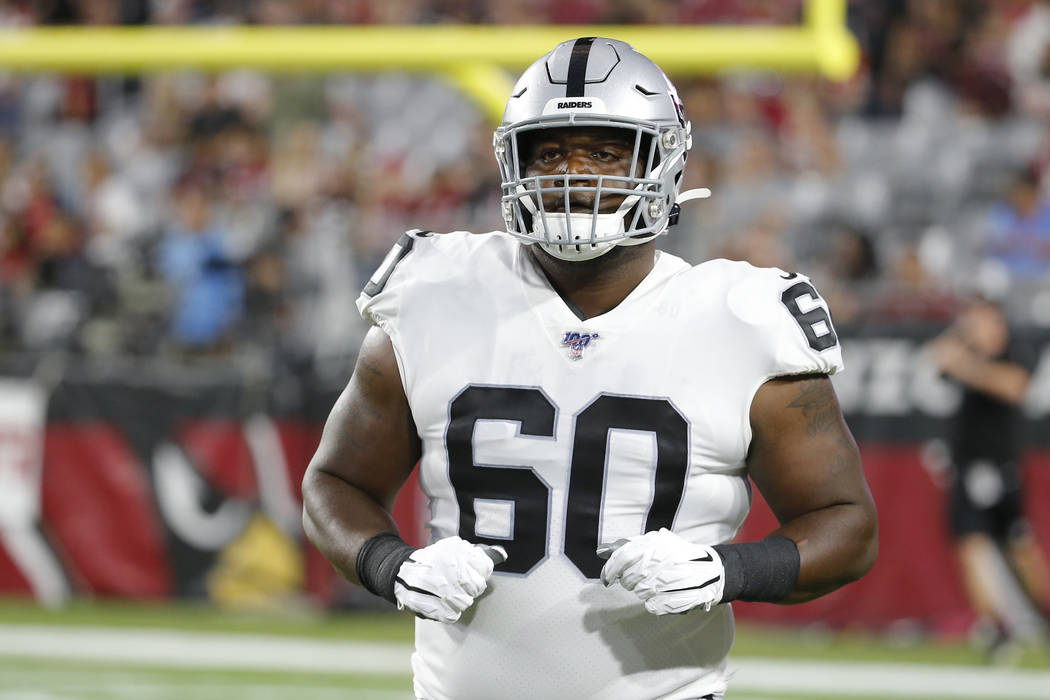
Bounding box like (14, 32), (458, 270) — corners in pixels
(495, 116), (690, 261)
(495, 37), (709, 261)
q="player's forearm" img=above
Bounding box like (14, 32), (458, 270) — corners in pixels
(769, 501), (878, 604)
(301, 467), (400, 585)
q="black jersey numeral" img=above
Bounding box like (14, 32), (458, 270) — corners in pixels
(445, 386), (689, 579)
(565, 395), (689, 578)
(447, 386), (556, 575)
(361, 230), (432, 297)
(781, 280), (838, 351)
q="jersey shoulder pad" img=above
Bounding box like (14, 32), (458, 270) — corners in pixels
(720, 261), (844, 377)
(355, 230), (510, 333)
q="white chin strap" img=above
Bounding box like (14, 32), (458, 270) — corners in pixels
(520, 188), (642, 262)
(520, 186), (712, 262)
(534, 212), (629, 261)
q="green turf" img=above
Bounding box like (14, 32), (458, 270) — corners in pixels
(0, 659), (412, 699)
(730, 621), (1050, 669)
(0, 597), (414, 643)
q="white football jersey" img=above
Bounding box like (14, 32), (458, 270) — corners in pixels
(356, 230), (843, 700)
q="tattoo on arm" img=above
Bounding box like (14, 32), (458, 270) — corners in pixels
(786, 378), (838, 437)
(785, 378), (857, 479)
(356, 357), (383, 389)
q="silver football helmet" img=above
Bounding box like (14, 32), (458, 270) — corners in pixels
(494, 37), (709, 261)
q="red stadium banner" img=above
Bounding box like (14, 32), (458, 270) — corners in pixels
(733, 446), (1050, 637)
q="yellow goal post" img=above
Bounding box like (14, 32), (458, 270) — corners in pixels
(0, 0), (858, 123)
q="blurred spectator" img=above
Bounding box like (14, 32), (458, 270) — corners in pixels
(779, 80), (841, 175)
(243, 239), (288, 348)
(870, 241), (958, 323)
(813, 221), (880, 326)
(864, 8), (926, 117)
(34, 212), (108, 309)
(21, 211), (109, 350)
(981, 166), (1050, 281)
(81, 149), (151, 270)
(715, 211), (795, 271)
(677, 0), (801, 25)
(1007, 0), (1050, 118)
(953, 2), (1014, 119)
(157, 182), (243, 351)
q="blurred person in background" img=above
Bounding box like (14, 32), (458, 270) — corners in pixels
(303, 37), (876, 700)
(714, 209), (795, 271)
(812, 221), (880, 326)
(27, 209), (113, 348)
(928, 296), (1050, 658)
(156, 180), (243, 352)
(868, 239), (959, 324)
(981, 165), (1050, 282)
(1007, 0), (1050, 119)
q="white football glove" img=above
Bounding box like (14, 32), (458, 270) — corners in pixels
(393, 536), (506, 623)
(599, 528), (726, 615)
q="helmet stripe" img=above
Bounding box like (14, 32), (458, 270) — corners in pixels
(565, 37), (596, 97)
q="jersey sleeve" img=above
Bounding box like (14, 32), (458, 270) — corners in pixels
(355, 229), (433, 342)
(726, 266), (845, 378)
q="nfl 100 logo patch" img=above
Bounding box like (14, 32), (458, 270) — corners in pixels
(562, 331), (599, 360)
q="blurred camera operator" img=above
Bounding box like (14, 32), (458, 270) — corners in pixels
(928, 297), (1050, 657)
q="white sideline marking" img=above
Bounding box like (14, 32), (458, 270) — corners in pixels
(729, 657), (1050, 699)
(0, 624), (411, 675)
(1, 624), (1049, 698)
(0, 673), (413, 700)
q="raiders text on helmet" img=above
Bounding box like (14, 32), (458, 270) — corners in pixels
(494, 37), (709, 261)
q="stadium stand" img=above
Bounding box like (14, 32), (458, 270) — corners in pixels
(0, 1), (1046, 369)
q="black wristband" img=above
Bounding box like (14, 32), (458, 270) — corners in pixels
(355, 531), (416, 605)
(713, 536), (800, 603)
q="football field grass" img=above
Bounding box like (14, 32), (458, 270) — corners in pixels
(0, 598), (1048, 700)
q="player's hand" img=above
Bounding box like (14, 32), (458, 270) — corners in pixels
(393, 536), (506, 623)
(599, 528), (725, 615)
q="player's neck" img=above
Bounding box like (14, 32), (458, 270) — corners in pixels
(528, 243), (657, 320)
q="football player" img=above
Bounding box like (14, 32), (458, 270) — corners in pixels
(303, 37), (878, 700)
